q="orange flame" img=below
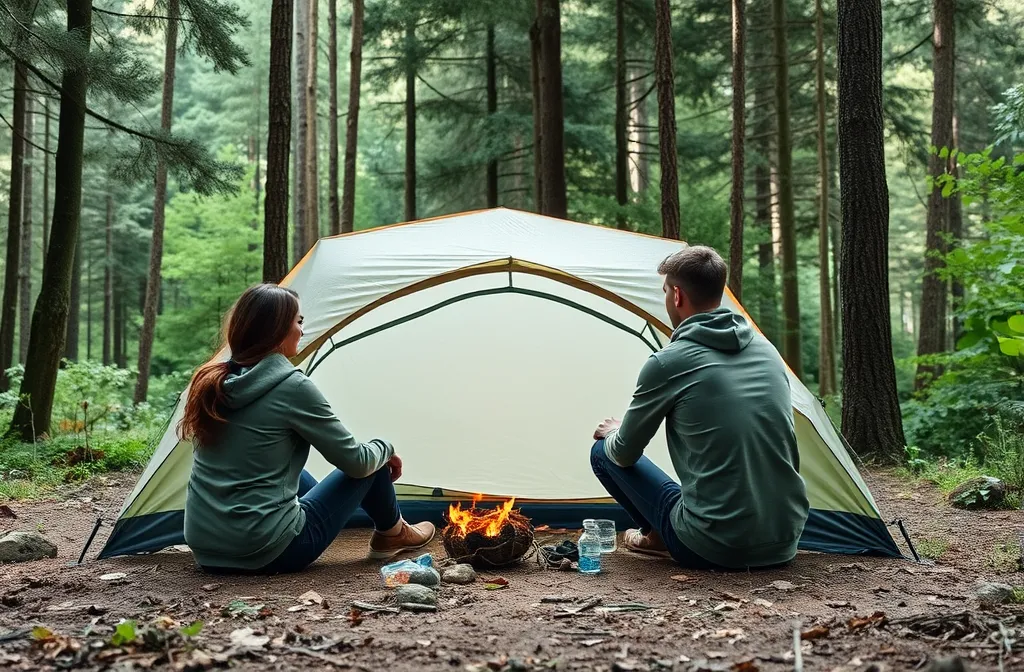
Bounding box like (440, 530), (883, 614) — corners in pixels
(446, 498), (517, 538)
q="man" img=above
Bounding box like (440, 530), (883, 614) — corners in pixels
(591, 246), (809, 569)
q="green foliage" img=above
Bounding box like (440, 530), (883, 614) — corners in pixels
(916, 538), (950, 561)
(110, 621), (138, 647)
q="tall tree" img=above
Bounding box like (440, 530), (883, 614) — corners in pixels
(770, 0), (801, 377)
(18, 95), (34, 365)
(837, 0), (906, 460)
(0, 27), (27, 391)
(293, 0), (309, 262)
(949, 110), (963, 344)
(530, 14), (543, 212)
(536, 0), (567, 218)
(340, 0), (363, 234)
(815, 0), (835, 396)
(327, 0), (340, 235)
(915, 0), (955, 390)
(135, 0), (181, 404)
(103, 192), (113, 366)
(486, 23), (499, 209)
(304, 0), (320, 247)
(265, 0), (293, 281)
(653, 0), (679, 239)
(64, 235), (81, 361)
(42, 99), (50, 268)
(728, 0), (745, 297)
(404, 20), (416, 221)
(614, 0), (628, 230)
(10, 0), (93, 439)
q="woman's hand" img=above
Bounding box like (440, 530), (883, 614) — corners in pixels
(387, 454), (403, 482)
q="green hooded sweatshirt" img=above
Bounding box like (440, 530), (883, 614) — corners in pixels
(183, 353), (394, 570)
(603, 307), (809, 569)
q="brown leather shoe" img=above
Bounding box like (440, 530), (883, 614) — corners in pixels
(368, 521), (436, 560)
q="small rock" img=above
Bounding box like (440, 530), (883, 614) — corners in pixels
(925, 656), (970, 672)
(948, 476), (1006, 509)
(976, 581), (1015, 607)
(442, 564), (477, 585)
(395, 583), (437, 606)
(407, 566), (441, 587)
(0, 531), (57, 563)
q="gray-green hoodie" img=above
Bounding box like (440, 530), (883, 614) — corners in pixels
(183, 353), (394, 569)
(603, 307), (809, 568)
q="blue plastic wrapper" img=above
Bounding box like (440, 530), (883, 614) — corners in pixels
(380, 552), (436, 587)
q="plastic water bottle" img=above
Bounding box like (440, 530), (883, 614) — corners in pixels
(578, 520), (602, 574)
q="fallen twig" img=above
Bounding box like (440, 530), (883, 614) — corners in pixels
(792, 622), (803, 672)
(554, 597), (602, 618)
(350, 601), (399, 614)
(398, 603), (437, 613)
(541, 596), (574, 603)
(288, 647), (351, 667)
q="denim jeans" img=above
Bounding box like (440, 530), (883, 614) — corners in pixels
(590, 439), (721, 569)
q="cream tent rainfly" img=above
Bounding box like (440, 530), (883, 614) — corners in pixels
(97, 208), (903, 560)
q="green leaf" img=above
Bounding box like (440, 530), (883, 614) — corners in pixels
(941, 180), (954, 198)
(1014, 153), (1024, 166)
(1008, 315), (1024, 334)
(484, 582), (508, 590)
(939, 147), (950, 159)
(31, 626), (54, 641)
(997, 337), (1022, 357)
(179, 621), (204, 637)
(110, 620), (137, 647)
(956, 331), (984, 350)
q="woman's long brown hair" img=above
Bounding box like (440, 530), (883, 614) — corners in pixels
(178, 283), (300, 446)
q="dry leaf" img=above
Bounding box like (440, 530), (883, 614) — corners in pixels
(847, 611), (887, 631)
(769, 580), (797, 591)
(671, 574), (693, 583)
(416, 640), (432, 647)
(732, 661), (759, 671)
(287, 605), (308, 612)
(482, 576), (509, 586)
(229, 627), (269, 648)
(692, 630), (710, 640)
(201, 583), (221, 592)
(298, 590), (324, 606)
(753, 598), (773, 608)
(581, 639), (605, 647)
(99, 573), (127, 582)
(720, 592), (744, 601)
(712, 629), (744, 639)
(800, 625), (830, 641)
(839, 563), (868, 571)
(349, 607), (363, 626)
(826, 601), (851, 608)
(706, 651), (727, 659)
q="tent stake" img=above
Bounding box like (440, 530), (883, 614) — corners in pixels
(75, 517), (103, 565)
(890, 518), (921, 563)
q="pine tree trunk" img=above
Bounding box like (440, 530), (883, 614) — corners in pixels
(654, 0), (680, 239)
(18, 94), (33, 365)
(771, 0), (802, 378)
(293, 0), (308, 262)
(42, 99), (50, 269)
(404, 21), (416, 221)
(837, 0), (907, 461)
(486, 23), (499, 209)
(949, 110), (963, 345)
(86, 249), (92, 360)
(728, 0), (745, 298)
(304, 0), (320, 247)
(752, 42), (778, 346)
(64, 231), (81, 362)
(629, 66), (649, 194)
(537, 0), (567, 218)
(134, 0), (179, 404)
(9, 0), (92, 440)
(830, 139), (841, 348)
(529, 14), (543, 212)
(915, 0), (955, 390)
(339, 0), (362, 234)
(814, 0), (835, 396)
(327, 0), (339, 235)
(103, 192), (113, 366)
(113, 278), (123, 368)
(614, 0), (628, 230)
(0, 58), (27, 391)
(264, 0), (293, 282)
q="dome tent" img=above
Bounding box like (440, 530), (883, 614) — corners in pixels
(96, 208), (903, 561)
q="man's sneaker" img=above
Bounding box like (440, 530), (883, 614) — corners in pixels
(368, 521), (436, 560)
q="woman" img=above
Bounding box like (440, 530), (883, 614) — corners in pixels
(180, 283), (435, 574)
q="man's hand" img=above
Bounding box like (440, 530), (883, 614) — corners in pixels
(387, 454), (403, 482)
(594, 418), (621, 440)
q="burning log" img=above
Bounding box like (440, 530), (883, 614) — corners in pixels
(441, 498), (534, 569)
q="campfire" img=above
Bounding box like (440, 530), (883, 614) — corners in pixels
(441, 497), (534, 568)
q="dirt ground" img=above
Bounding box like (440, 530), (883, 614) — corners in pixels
(1, 469), (1023, 671)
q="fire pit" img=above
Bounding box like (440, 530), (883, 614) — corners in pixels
(441, 498), (534, 569)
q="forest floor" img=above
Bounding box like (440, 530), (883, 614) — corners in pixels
(1, 469), (1023, 671)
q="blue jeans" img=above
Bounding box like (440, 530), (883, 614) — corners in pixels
(590, 439), (720, 569)
(209, 467), (400, 575)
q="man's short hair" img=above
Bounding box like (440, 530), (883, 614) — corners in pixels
(657, 246), (728, 307)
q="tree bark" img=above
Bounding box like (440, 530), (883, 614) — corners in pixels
(830, 139), (841, 348)
(86, 247), (92, 360)
(949, 110), (963, 346)
(18, 94), (33, 365)
(340, 0), (362, 234)
(404, 21), (416, 221)
(837, 0), (907, 461)
(113, 278), (123, 368)
(327, 0), (339, 235)
(304, 0), (320, 248)
(814, 0), (835, 396)
(915, 0), (955, 390)
(134, 0), (179, 404)
(486, 23), (499, 209)
(103, 191), (113, 366)
(0, 57), (27, 391)
(771, 0), (802, 378)
(264, 0), (293, 282)
(728, 0), (745, 298)
(614, 0), (628, 230)
(10, 0), (92, 440)
(293, 0), (308, 263)
(42, 98), (50, 269)
(536, 0), (567, 219)
(653, 0), (679, 239)
(529, 14), (543, 212)
(752, 40), (777, 346)
(629, 66), (649, 194)
(64, 230), (81, 362)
